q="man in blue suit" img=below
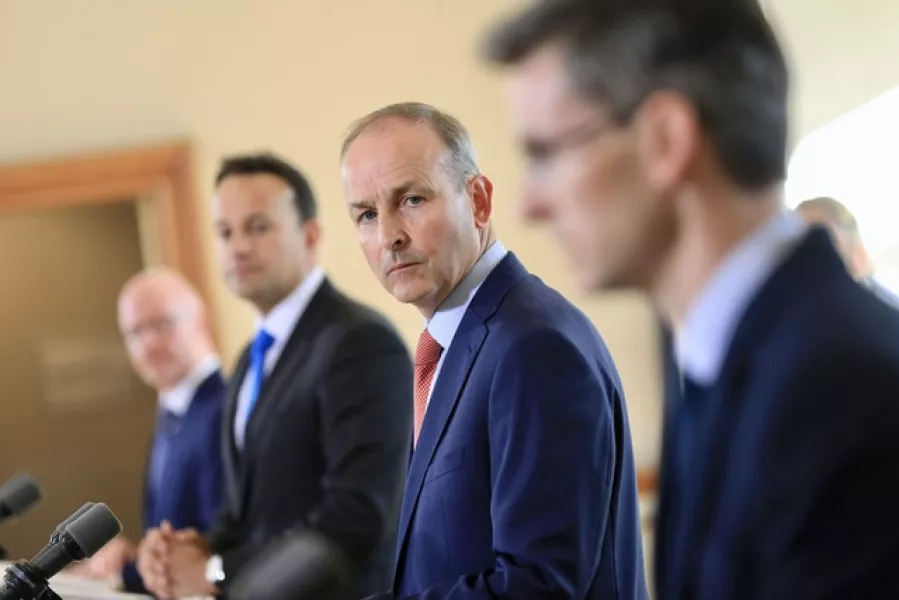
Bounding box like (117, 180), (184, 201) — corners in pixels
(340, 101), (647, 599)
(485, 1), (899, 598)
(79, 268), (225, 594)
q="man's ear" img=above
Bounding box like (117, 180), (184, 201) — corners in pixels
(469, 174), (494, 230)
(634, 91), (701, 196)
(302, 218), (322, 250)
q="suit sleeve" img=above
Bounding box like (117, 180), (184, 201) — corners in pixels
(307, 320), (413, 559)
(225, 321), (414, 595)
(197, 403), (226, 533)
(752, 353), (899, 599)
(400, 328), (619, 599)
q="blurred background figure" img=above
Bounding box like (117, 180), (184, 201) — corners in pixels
(75, 267), (225, 594)
(795, 196), (899, 307)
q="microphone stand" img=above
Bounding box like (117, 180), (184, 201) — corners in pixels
(1, 561), (63, 600)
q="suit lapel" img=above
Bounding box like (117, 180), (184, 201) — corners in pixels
(235, 280), (336, 510)
(222, 351), (249, 515)
(666, 228), (848, 599)
(394, 253), (529, 578)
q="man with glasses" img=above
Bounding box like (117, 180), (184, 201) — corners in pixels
(76, 267), (225, 595)
(339, 101), (646, 599)
(484, 0), (899, 598)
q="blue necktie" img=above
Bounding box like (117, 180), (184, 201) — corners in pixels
(149, 409), (181, 495)
(246, 328), (276, 421)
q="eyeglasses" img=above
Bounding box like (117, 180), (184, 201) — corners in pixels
(122, 314), (182, 344)
(523, 117), (619, 171)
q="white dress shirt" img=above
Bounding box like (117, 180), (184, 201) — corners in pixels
(676, 211), (808, 385)
(233, 266), (326, 449)
(159, 354), (221, 417)
(425, 242), (508, 403)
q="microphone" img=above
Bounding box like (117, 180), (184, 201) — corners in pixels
(229, 530), (351, 600)
(0, 474), (41, 523)
(0, 502), (121, 600)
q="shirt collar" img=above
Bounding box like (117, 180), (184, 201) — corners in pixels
(159, 354), (221, 416)
(426, 242), (508, 349)
(257, 266), (326, 342)
(676, 211), (807, 385)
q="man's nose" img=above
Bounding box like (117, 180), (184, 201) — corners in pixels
(378, 214), (410, 251)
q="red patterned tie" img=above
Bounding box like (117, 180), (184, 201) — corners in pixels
(413, 329), (443, 446)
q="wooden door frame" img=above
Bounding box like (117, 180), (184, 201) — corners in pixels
(0, 140), (215, 334)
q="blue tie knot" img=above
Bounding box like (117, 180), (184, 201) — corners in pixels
(252, 328), (276, 360)
(245, 329), (276, 424)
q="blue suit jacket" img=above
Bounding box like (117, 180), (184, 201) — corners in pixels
(122, 370), (227, 593)
(387, 253), (647, 599)
(655, 228), (899, 600)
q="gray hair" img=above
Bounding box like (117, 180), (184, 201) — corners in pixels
(340, 102), (480, 189)
(796, 196), (861, 237)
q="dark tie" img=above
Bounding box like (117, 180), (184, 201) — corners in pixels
(674, 375), (708, 499)
(246, 328), (276, 421)
(149, 409), (181, 494)
(413, 329), (443, 447)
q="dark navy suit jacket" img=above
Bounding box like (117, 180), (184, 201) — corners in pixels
(121, 370), (226, 593)
(384, 253), (647, 599)
(655, 228), (899, 599)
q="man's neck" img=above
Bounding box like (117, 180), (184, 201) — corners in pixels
(651, 187), (782, 331)
(254, 267), (314, 317)
(417, 232), (495, 320)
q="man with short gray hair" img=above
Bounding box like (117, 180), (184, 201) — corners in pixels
(341, 101), (647, 599)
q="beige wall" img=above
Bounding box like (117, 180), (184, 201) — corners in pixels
(1, 0), (895, 467)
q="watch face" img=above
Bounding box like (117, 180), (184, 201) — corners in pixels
(206, 555), (224, 583)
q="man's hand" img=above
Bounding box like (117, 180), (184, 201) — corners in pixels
(166, 528), (217, 598)
(137, 521), (175, 598)
(70, 534), (136, 579)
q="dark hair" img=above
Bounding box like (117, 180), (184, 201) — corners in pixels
(340, 102), (480, 190)
(483, 0), (790, 190)
(215, 153), (317, 222)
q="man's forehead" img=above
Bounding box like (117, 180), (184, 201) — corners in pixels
(508, 45), (591, 130)
(214, 181), (293, 214)
(343, 125), (446, 195)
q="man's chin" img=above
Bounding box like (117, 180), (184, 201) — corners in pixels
(389, 283), (432, 307)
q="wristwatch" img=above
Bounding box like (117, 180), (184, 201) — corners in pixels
(205, 554), (225, 584)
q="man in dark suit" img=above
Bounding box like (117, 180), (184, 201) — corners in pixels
(485, 1), (899, 598)
(77, 268), (225, 594)
(137, 154), (413, 599)
(339, 102), (646, 599)
(796, 196), (899, 309)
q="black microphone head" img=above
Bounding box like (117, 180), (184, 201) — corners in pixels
(63, 503), (121, 559)
(50, 502), (94, 543)
(0, 473), (41, 520)
(229, 531), (350, 600)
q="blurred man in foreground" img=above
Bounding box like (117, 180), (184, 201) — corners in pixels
(796, 196), (899, 308)
(484, 0), (899, 598)
(78, 267), (225, 594)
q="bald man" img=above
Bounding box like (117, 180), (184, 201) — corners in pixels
(80, 267), (226, 594)
(796, 197), (899, 309)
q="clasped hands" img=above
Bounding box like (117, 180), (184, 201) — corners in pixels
(136, 520), (218, 599)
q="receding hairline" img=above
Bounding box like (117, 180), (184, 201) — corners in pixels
(119, 266), (204, 313)
(795, 196), (859, 233)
